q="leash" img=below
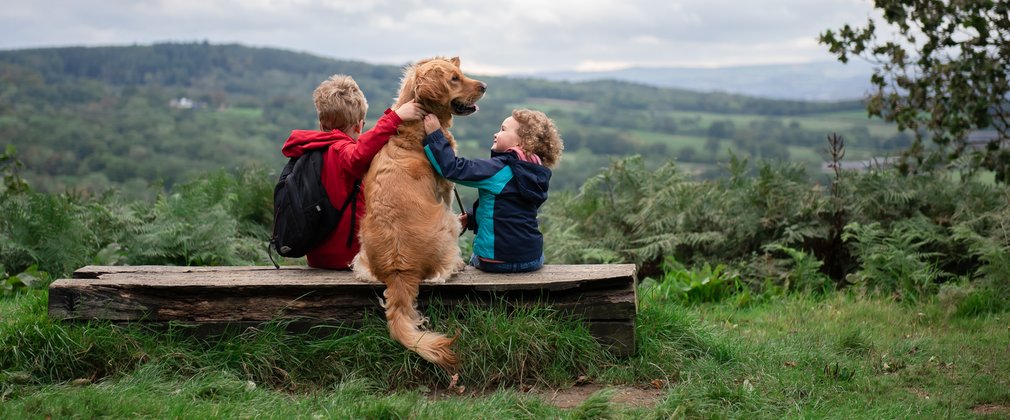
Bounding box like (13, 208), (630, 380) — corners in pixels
(453, 186), (466, 237)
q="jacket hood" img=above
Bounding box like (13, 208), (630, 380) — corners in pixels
(493, 150), (551, 204)
(281, 129), (351, 158)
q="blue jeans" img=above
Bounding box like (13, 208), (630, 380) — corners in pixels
(469, 254), (545, 273)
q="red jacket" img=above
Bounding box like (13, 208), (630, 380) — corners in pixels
(280, 109), (403, 269)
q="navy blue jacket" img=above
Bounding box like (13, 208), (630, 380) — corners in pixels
(423, 130), (551, 262)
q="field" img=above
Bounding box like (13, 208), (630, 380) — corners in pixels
(517, 99), (901, 173)
(2, 44), (911, 197)
(3, 286), (1008, 418)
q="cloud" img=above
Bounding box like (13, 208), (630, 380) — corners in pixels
(0, 0), (877, 74)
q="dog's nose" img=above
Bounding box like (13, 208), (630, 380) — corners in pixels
(478, 82), (487, 93)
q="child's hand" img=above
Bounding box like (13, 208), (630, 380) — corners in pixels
(458, 213), (468, 230)
(424, 114), (441, 135)
(395, 99), (426, 122)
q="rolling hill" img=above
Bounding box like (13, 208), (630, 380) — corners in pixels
(533, 60), (876, 101)
(0, 42), (900, 196)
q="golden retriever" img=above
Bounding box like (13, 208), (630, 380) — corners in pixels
(353, 57), (486, 371)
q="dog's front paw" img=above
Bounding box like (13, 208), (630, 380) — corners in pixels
(424, 276), (449, 284)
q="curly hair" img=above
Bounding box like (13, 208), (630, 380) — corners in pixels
(313, 74), (368, 132)
(512, 109), (564, 168)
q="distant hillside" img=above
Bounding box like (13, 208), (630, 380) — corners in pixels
(0, 42), (405, 109)
(0, 43), (899, 196)
(533, 61), (875, 101)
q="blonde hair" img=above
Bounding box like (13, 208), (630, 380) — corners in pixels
(513, 109), (564, 168)
(313, 74), (368, 132)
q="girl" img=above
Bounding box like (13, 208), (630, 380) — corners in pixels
(422, 109), (564, 273)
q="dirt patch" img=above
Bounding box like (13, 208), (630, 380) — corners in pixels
(425, 382), (667, 409)
(971, 404), (1010, 416)
(534, 384), (665, 409)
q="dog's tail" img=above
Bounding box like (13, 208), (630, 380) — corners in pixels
(381, 271), (459, 371)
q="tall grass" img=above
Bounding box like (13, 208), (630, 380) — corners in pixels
(1, 291), (613, 393)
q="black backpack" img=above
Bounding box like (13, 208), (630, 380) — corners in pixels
(268, 148), (360, 267)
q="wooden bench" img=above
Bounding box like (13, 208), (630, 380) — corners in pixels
(48, 264), (639, 356)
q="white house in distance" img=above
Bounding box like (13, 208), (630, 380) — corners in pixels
(169, 97), (196, 109)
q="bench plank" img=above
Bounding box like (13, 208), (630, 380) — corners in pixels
(71, 264), (634, 291)
(50, 264), (638, 356)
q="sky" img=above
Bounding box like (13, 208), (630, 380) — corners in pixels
(0, 0), (880, 76)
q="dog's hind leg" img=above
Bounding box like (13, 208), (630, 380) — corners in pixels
(423, 253), (462, 283)
(424, 221), (465, 284)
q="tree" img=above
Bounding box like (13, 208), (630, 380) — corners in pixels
(1, 145), (30, 195)
(820, 1), (1010, 181)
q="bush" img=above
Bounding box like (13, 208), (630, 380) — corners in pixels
(842, 219), (949, 302)
(0, 192), (100, 279)
(0, 159), (274, 284)
(543, 154), (1010, 299)
(642, 257), (739, 304)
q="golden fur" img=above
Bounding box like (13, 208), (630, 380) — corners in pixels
(352, 57), (486, 371)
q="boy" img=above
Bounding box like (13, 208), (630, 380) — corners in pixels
(421, 109), (564, 273)
(281, 74), (424, 269)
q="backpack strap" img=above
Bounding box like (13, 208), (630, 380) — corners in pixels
(341, 179), (362, 247)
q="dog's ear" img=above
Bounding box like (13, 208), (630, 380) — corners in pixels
(450, 57), (460, 68)
(414, 66), (450, 102)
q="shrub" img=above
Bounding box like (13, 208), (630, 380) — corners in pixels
(842, 219), (949, 302)
(0, 192), (98, 279)
(643, 257), (739, 304)
(545, 154), (1010, 299)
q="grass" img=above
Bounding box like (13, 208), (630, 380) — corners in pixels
(2, 285), (1008, 418)
(628, 132), (883, 164)
(214, 107), (264, 118)
(628, 130), (708, 150)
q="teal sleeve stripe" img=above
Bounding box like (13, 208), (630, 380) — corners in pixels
(423, 145), (514, 194)
(472, 191), (495, 259)
(471, 165), (512, 194)
(423, 145), (444, 177)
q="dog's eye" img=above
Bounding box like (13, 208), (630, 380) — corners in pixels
(451, 75), (460, 82)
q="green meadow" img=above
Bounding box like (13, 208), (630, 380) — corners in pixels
(3, 287), (1008, 418)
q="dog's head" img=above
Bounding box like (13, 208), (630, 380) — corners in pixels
(396, 57), (486, 116)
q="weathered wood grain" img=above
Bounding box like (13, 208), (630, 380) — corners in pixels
(50, 264), (638, 356)
(71, 264), (634, 291)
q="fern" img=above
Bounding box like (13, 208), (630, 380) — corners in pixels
(543, 155), (836, 276)
(761, 244), (831, 294)
(124, 172), (264, 266)
(842, 218), (951, 302)
(0, 192), (98, 278)
(951, 199), (1010, 285)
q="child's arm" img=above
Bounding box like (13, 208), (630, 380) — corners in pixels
(422, 116), (512, 193)
(339, 100), (424, 177)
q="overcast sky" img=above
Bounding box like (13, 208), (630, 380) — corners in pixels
(1, 0), (879, 75)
